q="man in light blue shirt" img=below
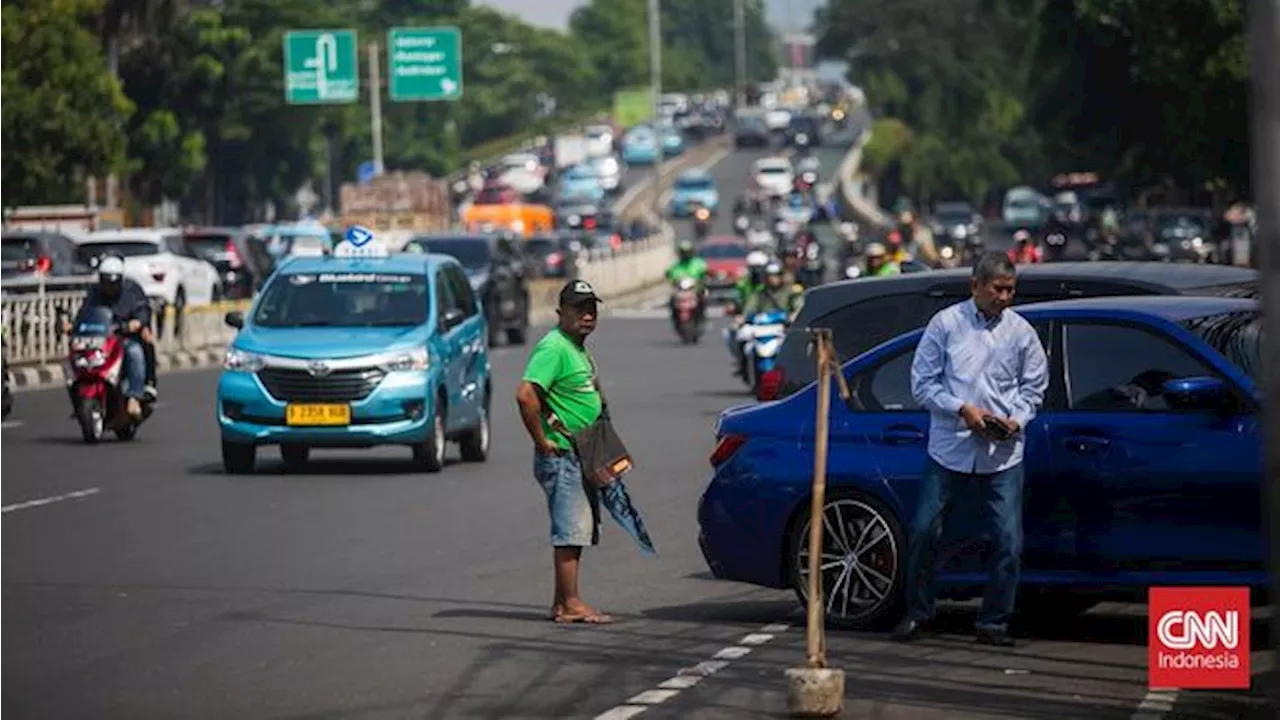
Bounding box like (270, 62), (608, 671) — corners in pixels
(893, 252), (1049, 647)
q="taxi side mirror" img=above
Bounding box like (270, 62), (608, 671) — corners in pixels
(225, 311), (244, 329)
(440, 307), (466, 332)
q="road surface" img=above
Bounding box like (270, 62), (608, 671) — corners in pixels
(3, 144), (1272, 720)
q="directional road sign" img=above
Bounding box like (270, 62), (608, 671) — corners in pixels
(284, 29), (359, 104)
(387, 27), (463, 102)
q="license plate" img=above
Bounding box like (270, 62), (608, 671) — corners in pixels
(285, 403), (351, 426)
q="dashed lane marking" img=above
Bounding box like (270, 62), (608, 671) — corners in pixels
(592, 622), (790, 720)
(2, 487), (101, 514)
(1130, 689), (1180, 719)
(2, 420), (23, 429)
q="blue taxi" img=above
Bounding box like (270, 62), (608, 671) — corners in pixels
(216, 230), (491, 474)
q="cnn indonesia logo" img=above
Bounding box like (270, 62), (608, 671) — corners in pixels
(1148, 587), (1250, 689)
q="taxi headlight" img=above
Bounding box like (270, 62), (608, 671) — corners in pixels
(224, 347), (265, 372)
(381, 347), (429, 373)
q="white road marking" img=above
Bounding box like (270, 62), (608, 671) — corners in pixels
(2, 420), (23, 429)
(2, 487), (101, 514)
(592, 623), (791, 720)
(1130, 689), (1180, 719)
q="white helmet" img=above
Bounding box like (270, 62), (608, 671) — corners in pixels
(746, 250), (769, 268)
(97, 255), (125, 280)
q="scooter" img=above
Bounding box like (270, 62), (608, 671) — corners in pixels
(733, 215), (751, 235)
(65, 306), (155, 443)
(671, 277), (703, 344)
(738, 309), (789, 399)
(797, 241), (825, 287)
(2, 332), (11, 420)
(1043, 229), (1069, 261)
(692, 206), (712, 241)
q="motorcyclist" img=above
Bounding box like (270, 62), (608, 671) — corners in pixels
(864, 242), (901, 277)
(740, 261), (805, 321)
(1008, 230), (1044, 264)
(896, 211), (939, 266)
(666, 240), (709, 324)
(727, 250), (772, 377)
(71, 256), (155, 418)
(885, 230), (912, 264)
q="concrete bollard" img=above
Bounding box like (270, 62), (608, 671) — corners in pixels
(785, 667), (845, 717)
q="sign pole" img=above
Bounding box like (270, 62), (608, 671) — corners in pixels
(369, 41), (385, 177)
(1249, 0), (1280, 695)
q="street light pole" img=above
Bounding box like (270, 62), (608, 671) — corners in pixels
(648, 0), (663, 223)
(1249, 0), (1280, 689)
(733, 0), (747, 108)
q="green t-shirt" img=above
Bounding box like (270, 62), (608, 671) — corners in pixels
(666, 257), (708, 284)
(521, 328), (603, 450)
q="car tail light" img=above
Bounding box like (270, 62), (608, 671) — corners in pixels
(584, 217), (597, 230)
(546, 252), (563, 266)
(35, 255), (53, 274)
(759, 368), (784, 401)
(710, 433), (747, 467)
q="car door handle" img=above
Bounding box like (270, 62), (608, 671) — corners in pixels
(1062, 435), (1111, 455)
(881, 426), (926, 445)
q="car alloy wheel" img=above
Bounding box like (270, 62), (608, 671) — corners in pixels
(794, 495), (902, 627)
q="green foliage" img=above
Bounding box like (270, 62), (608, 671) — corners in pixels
(816, 0), (1252, 206)
(2, 0), (133, 205)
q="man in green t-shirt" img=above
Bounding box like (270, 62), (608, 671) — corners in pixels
(515, 279), (613, 625)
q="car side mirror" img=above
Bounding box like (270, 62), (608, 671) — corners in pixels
(224, 310), (244, 329)
(440, 307), (466, 332)
(1162, 376), (1230, 411)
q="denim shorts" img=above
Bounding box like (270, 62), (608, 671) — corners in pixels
(533, 451), (599, 547)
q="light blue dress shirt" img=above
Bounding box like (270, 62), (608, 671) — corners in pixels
(910, 299), (1049, 474)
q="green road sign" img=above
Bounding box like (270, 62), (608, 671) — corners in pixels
(284, 30), (359, 104)
(387, 27), (463, 102)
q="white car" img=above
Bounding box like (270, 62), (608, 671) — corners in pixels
(752, 157), (795, 197)
(764, 108), (792, 131)
(589, 155), (623, 193)
(584, 125), (615, 157)
(75, 229), (221, 309)
(498, 153), (546, 195)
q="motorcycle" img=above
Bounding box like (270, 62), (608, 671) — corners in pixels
(2, 331), (11, 420)
(797, 241), (825, 287)
(842, 261), (864, 280)
(738, 309), (790, 399)
(1043, 229), (1069, 261)
(692, 205), (713, 241)
(933, 238), (962, 269)
(733, 214), (751, 235)
(671, 277), (703, 344)
(65, 306), (155, 443)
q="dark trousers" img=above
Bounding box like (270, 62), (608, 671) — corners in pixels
(903, 457), (1024, 631)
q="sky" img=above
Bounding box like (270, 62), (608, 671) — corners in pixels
(475, 0), (825, 33)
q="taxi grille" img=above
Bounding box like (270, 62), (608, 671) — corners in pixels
(257, 367), (386, 403)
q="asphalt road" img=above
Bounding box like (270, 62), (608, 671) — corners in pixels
(4, 145), (1273, 719)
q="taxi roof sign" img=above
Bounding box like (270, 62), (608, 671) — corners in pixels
(333, 224), (390, 258)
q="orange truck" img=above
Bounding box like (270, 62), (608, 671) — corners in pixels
(460, 202), (554, 237)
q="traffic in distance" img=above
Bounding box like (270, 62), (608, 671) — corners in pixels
(1, 76), (1269, 718)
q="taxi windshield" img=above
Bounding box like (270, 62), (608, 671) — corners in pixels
(253, 272), (428, 328)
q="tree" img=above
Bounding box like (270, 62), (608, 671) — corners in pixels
(2, 0), (133, 205)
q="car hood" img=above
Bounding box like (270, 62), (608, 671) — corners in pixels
(233, 325), (429, 360)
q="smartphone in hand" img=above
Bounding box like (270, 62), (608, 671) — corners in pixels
(982, 415), (1012, 441)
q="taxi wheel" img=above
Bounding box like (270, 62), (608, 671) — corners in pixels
(459, 403), (490, 462)
(414, 409), (446, 473)
(281, 444), (309, 469)
(222, 440), (256, 474)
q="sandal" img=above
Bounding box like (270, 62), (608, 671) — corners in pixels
(553, 611), (614, 625)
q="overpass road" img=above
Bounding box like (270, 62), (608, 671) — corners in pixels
(3, 145), (1270, 720)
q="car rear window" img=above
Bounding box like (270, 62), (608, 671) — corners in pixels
(2, 237), (38, 262)
(75, 241), (159, 264)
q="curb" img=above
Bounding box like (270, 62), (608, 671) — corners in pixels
(8, 347), (226, 392)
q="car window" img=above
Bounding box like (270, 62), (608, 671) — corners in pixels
(1064, 322), (1217, 411)
(446, 265), (478, 318)
(827, 295), (913, 362)
(75, 241), (159, 263)
(1180, 311), (1261, 383)
(435, 268), (460, 322)
(862, 345), (921, 411)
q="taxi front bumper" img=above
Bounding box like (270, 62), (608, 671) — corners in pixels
(217, 368), (439, 446)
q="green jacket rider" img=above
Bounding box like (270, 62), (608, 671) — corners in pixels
(666, 241), (708, 286)
(741, 262), (804, 320)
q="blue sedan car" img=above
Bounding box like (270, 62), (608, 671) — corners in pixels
(668, 170), (720, 217)
(622, 129), (659, 165)
(660, 125), (685, 157)
(699, 295), (1263, 627)
(217, 243), (491, 475)
(556, 164), (606, 205)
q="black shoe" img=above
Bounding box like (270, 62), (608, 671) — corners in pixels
(891, 618), (927, 643)
(975, 628), (1016, 647)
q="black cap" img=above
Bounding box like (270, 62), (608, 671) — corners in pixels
(559, 279), (601, 307)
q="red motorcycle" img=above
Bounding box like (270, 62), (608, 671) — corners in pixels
(65, 305), (154, 443)
(671, 277), (703, 345)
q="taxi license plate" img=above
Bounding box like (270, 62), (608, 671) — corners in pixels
(285, 404), (351, 426)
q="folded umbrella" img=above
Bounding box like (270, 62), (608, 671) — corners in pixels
(597, 480), (657, 555)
